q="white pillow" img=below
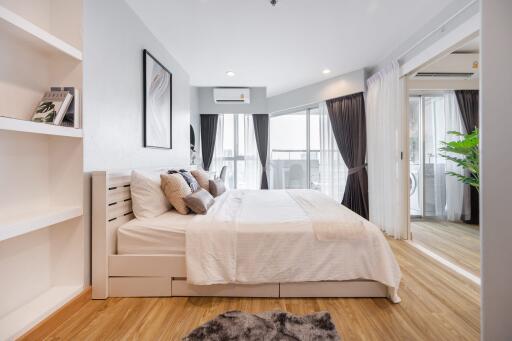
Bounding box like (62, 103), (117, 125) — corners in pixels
(130, 170), (171, 219)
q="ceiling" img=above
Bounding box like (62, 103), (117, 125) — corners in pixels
(126, 0), (467, 96)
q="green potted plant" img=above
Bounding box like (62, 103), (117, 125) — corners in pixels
(440, 128), (479, 191)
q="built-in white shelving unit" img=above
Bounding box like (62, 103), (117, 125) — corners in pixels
(0, 206), (83, 242)
(0, 285), (83, 340)
(0, 116), (82, 138)
(0, 4), (82, 61)
(0, 1), (85, 339)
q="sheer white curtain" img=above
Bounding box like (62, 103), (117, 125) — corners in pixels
(318, 102), (347, 202)
(210, 114), (224, 178)
(243, 114), (261, 189)
(366, 62), (408, 239)
(444, 91), (467, 221)
(209, 114), (261, 190)
(424, 93), (467, 221)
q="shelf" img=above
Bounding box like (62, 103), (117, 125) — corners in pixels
(0, 285), (83, 340)
(0, 5), (82, 61)
(0, 206), (83, 242)
(0, 117), (82, 138)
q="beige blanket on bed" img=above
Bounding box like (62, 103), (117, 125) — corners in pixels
(185, 189), (401, 303)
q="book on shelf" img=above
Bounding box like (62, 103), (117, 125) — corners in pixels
(50, 87), (80, 128)
(32, 91), (73, 125)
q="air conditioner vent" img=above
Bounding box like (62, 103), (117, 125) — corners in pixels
(414, 72), (475, 79)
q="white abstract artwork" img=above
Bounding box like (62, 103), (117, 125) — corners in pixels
(144, 50), (172, 148)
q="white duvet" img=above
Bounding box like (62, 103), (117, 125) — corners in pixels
(186, 189), (401, 302)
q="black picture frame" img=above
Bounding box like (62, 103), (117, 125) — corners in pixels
(143, 49), (172, 149)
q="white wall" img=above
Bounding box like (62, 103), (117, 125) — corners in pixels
(480, 0), (512, 339)
(196, 87), (267, 114)
(83, 0), (190, 171)
(267, 69), (365, 113)
(83, 0), (190, 282)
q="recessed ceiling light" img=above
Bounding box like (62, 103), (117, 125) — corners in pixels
(226, 71), (235, 77)
(322, 69), (331, 75)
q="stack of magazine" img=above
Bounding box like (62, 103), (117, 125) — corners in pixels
(31, 87), (80, 128)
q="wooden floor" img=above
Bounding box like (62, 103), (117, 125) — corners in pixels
(41, 240), (480, 341)
(42, 239), (480, 340)
(411, 220), (480, 276)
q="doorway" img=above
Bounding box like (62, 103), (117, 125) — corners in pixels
(407, 37), (481, 278)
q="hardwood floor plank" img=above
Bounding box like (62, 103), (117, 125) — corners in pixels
(411, 220), (480, 276)
(43, 240), (480, 340)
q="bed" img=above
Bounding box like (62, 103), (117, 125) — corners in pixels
(92, 169), (401, 302)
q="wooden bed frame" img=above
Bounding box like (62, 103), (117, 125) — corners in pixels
(91, 169), (388, 299)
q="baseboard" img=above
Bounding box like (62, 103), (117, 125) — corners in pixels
(17, 286), (92, 341)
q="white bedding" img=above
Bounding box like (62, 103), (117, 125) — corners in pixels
(117, 211), (188, 254)
(186, 189), (401, 303)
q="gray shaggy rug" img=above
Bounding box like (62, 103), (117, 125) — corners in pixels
(183, 310), (341, 340)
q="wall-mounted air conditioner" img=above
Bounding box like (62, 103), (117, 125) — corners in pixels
(411, 53), (479, 80)
(213, 88), (251, 104)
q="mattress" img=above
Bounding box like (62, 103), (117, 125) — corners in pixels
(117, 210), (192, 255)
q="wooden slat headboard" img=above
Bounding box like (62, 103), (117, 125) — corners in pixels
(91, 168), (170, 299)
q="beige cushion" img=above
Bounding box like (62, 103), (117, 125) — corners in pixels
(160, 174), (192, 215)
(131, 170), (171, 219)
(183, 188), (215, 214)
(209, 178), (226, 198)
(191, 169), (210, 192)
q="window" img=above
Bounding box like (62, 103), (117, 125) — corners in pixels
(270, 111), (308, 189)
(211, 114), (260, 189)
(269, 106), (347, 201)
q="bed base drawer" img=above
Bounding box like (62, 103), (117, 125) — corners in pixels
(171, 279), (279, 297)
(107, 276), (387, 299)
(279, 280), (387, 298)
(109, 277), (172, 297)
(109, 254), (186, 277)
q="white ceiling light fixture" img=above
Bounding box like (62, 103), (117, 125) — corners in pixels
(226, 70), (236, 77)
(322, 69), (331, 75)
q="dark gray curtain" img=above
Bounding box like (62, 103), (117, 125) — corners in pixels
(455, 90), (479, 133)
(253, 114), (269, 189)
(200, 114), (218, 171)
(455, 90), (479, 225)
(326, 92), (369, 219)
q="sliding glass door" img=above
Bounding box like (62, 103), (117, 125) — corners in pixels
(409, 93), (463, 219)
(269, 111), (308, 189)
(269, 106), (346, 199)
(409, 96), (423, 217)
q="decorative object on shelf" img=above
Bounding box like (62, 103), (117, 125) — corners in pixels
(51, 87), (81, 128)
(32, 91), (73, 125)
(143, 49), (172, 149)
